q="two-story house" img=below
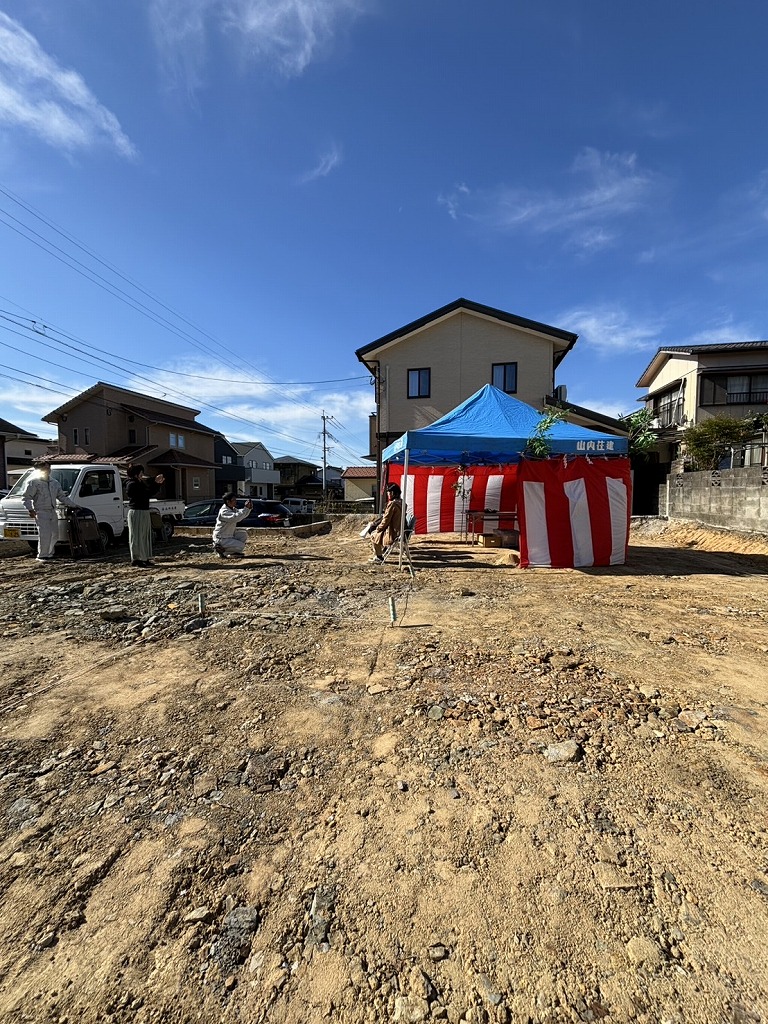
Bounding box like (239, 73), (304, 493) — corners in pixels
(355, 297), (580, 477)
(636, 341), (768, 467)
(0, 418), (55, 490)
(42, 382), (220, 502)
(231, 441), (280, 498)
(214, 435), (249, 497)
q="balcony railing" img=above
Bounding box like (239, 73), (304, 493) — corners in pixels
(654, 403), (685, 428)
(725, 390), (768, 405)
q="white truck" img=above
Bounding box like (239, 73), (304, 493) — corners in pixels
(0, 463), (185, 551)
(283, 497), (315, 515)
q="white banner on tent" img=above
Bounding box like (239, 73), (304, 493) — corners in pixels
(564, 477), (594, 567)
(522, 481), (550, 567)
(453, 475), (473, 532)
(607, 477), (629, 565)
(426, 475), (443, 533)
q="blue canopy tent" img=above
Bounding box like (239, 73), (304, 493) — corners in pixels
(380, 386), (630, 568)
(382, 385), (628, 465)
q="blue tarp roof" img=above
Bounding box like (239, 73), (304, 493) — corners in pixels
(382, 385), (628, 465)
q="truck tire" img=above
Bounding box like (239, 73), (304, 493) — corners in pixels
(27, 540), (38, 554)
(98, 523), (113, 549)
(159, 517), (175, 543)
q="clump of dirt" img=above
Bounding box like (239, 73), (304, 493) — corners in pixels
(0, 518), (767, 1023)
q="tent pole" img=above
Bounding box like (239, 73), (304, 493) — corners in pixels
(398, 450), (409, 569)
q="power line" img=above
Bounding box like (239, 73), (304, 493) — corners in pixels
(0, 326), (356, 460)
(0, 187), (371, 457)
(0, 307), (368, 388)
(0, 187), (360, 423)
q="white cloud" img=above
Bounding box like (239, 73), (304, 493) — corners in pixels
(121, 359), (372, 458)
(0, 12), (137, 158)
(568, 396), (634, 420)
(0, 378), (75, 426)
(298, 142), (342, 183)
(681, 319), (758, 347)
(149, 0), (366, 90)
(440, 148), (660, 253)
(559, 306), (663, 355)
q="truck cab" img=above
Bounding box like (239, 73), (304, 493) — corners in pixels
(283, 497), (315, 515)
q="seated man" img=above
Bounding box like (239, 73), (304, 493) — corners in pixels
(212, 493), (252, 558)
(369, 483), (402, 562)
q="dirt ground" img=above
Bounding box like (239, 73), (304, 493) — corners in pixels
(0, 516), (767, 1024)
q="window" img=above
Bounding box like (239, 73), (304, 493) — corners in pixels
(492, 362), (517, 394)
(652, 388), (685, 428)
(262, 461), (270, 470)
(81, 471), (115, 496)
(222, 455), (232, 465)
(169, 433), (177, 447)
(177, 434), (185, 449)
(72, 428), (79, 446)
(84, 428), (90, 445)
(407, 368), (431, 398)
(128, 429), (137, 444)
(700, 372), (768, 406)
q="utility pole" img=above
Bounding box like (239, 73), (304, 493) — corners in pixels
(321, 410), (328, 496)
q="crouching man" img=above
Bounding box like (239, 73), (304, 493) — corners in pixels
(213, 493), (252, 558)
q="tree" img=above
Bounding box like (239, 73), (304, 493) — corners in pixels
(682, 415), (756, 471)
(617, 408), (657, 460)
(524, 408), (566, 459)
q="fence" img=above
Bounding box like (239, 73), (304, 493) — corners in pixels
(661, 464), (768, 534)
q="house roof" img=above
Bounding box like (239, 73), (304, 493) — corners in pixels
(147, 448), (220, 469)
(0, 417), (36, 437)
(108, 443), (159, 461)
(544, 396), (628, 436)
(121, 405), (218, 435)
(636, 341), (768, 388)
(342, 466), (377, 478)
(43, 382), (202, 422)
(356, 298), (578, 368)
(274, 455), (318, 468)
(231, 440), (271, 456)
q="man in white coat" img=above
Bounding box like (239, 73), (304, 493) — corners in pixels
(212, 493), (252, 558)
(22, 464), (80, 562)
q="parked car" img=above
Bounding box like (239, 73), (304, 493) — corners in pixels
(283, 497), (315, 514)
(181, 498), (292, 528)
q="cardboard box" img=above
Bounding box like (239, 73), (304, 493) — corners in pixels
(480, 533), (502, 547)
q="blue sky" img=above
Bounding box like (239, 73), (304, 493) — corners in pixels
(1, 0), (767, 464)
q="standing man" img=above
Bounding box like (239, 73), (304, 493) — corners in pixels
(125, 464), (165, 568)
(213, 493), (252, 558)
(23, 464), (80, 562)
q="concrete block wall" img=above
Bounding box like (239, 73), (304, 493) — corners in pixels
(661, 465), (768, 534)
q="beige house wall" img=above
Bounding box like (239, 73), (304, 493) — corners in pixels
(344, 477), (376, 501)
(645, 356), (698, 424)
(375, 312), (556, 437)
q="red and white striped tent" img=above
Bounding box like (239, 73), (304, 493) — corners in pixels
(388, 460), (631, 568)
(382, 386), (631, 568)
